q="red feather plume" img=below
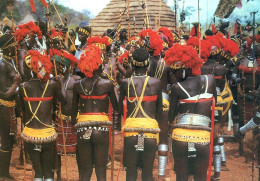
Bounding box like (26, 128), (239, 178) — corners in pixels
(165, 44), (204, 75)
(118, 51), (128, 64)
(190, 26), (195, 37)
(139, 28), (164, 56)
(49, 49), (78, 66)
(30, 0), (48, 13)
(222, 38), (239, 57)
(211, 24), (217, 34)
(187, 37), (212, 62)
(14, 21), (42, 43)
(87, 36), (111, 49)
(234, 20), (238, 35)
(158, 27), (174, 47)
(25, 50), (52, 81)
(78, 45), (103, 78)
(246, 35), (260, 52)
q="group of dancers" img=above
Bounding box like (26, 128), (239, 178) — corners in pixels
(0, 18), (259, 181)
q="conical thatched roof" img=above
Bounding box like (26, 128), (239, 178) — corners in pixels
(1, 16), (15, 27)
(91, 0), (176, 36)
(19, 12), (36, 25)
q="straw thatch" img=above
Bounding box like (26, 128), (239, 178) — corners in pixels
(19, 12), (36, 25)
(91, 0), (176, 36)
(0, 16), (16, 27)
(214, 0), (240, 18)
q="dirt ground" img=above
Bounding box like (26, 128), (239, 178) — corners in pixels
(7, 124), (259, 181)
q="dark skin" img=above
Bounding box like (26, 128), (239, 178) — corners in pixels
(18, 34), (39, 80)
(71, 68), (118, 181)
(53, 59), (81, 180)
(169, 71), (217, 181)
(78, 31), (88, 50)
(0, 44), (21, 99)
(118, 65), (163, 181)
(201, 59), (228, 137)
(0, 48), (21, 179)
(18, 64), (66, 179)
(148, 52), (177, 180)
(119, 30), (128, 46)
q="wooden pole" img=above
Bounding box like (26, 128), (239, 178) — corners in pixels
(174, 0), (178, 30)
(198, 0), (201, 58)
(8, 4), (19, 73)
(50, 0), (76, 50)
(159, 0), (162, 27)
(127, 0), (130, 39)
(52, 54), (69, 181)
(21, 125), (27, 181)
(144, 0), (149, 28)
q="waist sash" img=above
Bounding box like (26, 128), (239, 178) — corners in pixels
(75, 113), (112, 128)
(176, 113), (210, 127)
(123, 117), (160, 144)
(0, 99), (15, 107)
(21, 126), (57, 144)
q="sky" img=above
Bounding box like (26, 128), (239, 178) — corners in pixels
(58, 0), (219, 23)
(57, 0), (260, 30)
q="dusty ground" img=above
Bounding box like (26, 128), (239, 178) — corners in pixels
(7, 123), (259, 181)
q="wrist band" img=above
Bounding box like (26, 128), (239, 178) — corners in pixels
(158, 144), (168, 152)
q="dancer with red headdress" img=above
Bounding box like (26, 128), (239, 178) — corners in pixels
(14, 21), (43, 80)
(19, 50), (66, 181)
(48, 28), (80, 180)
(118, 47), (163, 180)
(166, 44), (216, 181)
(71, 44), (118, 181)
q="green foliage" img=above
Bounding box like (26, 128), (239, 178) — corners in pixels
(0, 0), (91, 29)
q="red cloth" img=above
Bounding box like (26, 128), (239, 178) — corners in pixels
(23, 96), (53, 101)
(55, 119), (77, 155)
(79, 94), (108, 100)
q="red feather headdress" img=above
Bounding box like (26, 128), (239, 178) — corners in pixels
(139, 28), (164, 56)
(222, 38), (240, 57)
(14, 21), (42, 43)
(49, 49), (78, 67)
(206, 33), (226, 55)
(187, 37), (212, 62)
(158, 27), (174, 47)
(87, 36), (110, 50)
(24, 50), (52, 81)
(211, 24), (217, 34)
(126, 36), (139, 47)
(49, 29), (63, 40)
(118, 51), (128, 64)
(246, 35), (260, 52)
(78, 45), (103, 77)
(165, 44), (204, 75)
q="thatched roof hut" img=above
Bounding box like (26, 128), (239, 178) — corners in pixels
(91, 0), (176, 36)
(19, 12), (36, 25)
(0, 16), (15, 27)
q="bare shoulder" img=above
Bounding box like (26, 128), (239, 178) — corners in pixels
(72, 75), (82, 81)
(204, 74), (214, 81)
(171, 82), (180, 92)
(149, 76), (161, 84)
(99, 78), (113, 86)
(120, 78), (128, 85)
